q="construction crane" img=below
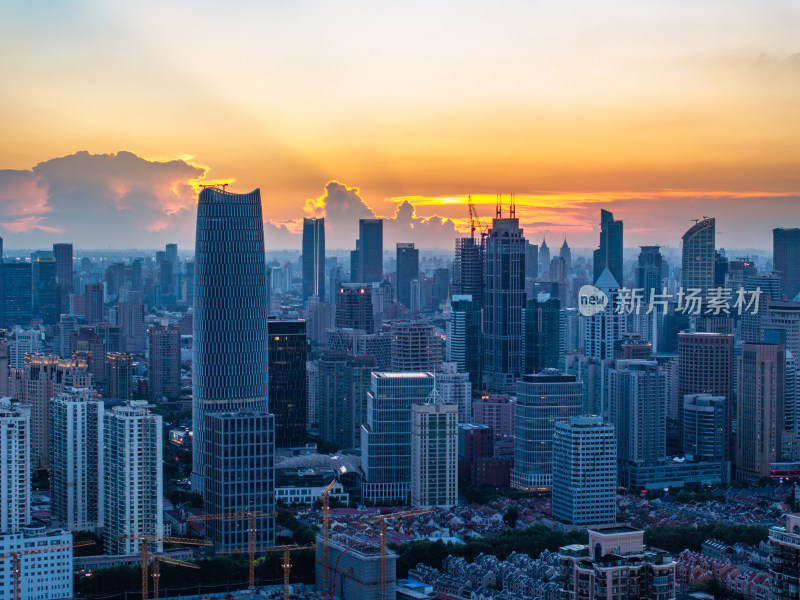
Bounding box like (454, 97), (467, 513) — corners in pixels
(151, 555), (199, 599)
(368, 509), (433, 599)
(0, 539), (96, 600)
(319, 479), (337, 595)
(124, 534), (212, 600)
(467, 195), (488, 242)
(227, 543), (314, 598)
(187, 510), (276, 591)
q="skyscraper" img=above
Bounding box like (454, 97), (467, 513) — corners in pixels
(453, 237), (484, 305)
(389, 318), (442, 372)
(50, 387), (104, 531)
(636, 246), (664, 301)
(433, 362), (472, 424)
(395, 243), (419, 308)
(522, 296), (560, 374)
(103, 401), (163, 555)
(53, 243), (73, 315)
(538, 238), (550, 276)
(302, 217), (325, 302)
(560, 237), (572, 270)
(447, 295), (482, 390)
(511, 371), (583, 491)
(335, 283), (375, 332)
(2, 261), (32, 328)
(357, 218), (383, 283)
(552, 415), (617, 526)
(148, 324), (181, 400)
(411, 400), (458, 508)
(193, 187), (274, 549)
(165, 243), (178, 265)
(32, 253), (59, 324)
(318, 351), (375, 450)
(0, 398), (31, 534)
(682, 394), (726, 462)
(118, 293), (146, 353)
(482, 215), (526, 392)
(85, 282), (105, 325)
(585, 269), (627, 360)
(593, 209), (623, 285)
(681, 217), (716, 295)
(524, 239), (539, 280)
(774, 227), (800, 301)
(736, 343), (785, 480)
(268, 318), (308, 448)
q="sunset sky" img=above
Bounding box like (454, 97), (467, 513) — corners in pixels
(1, 1), (798, 250)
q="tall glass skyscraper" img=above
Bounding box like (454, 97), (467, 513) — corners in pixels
(395, 242), (419, 308)
(681, 217), (716, 295)
(593, 209), (623, 285)
(302, 217), (325, 302)
(357, 218), (383, 282)
(193, 187), (274, 550)
(774, 227), (800, 300)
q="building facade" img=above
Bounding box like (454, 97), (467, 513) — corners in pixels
(774, 227), (800, 300)
(593, 209), (624, 285)
(410, 401), (458, 508)
(681, 217), (716, 296)
(148, 325), (181, 400)
(302, 217), (326, 302)
(447, 295), (482, 390)
(396, 243), (419, 309)
(268, 319), (308, 448)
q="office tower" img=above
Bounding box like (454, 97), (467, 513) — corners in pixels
(2, 261), (32, 327)
(357, 218), (383, 283)
(453, 238), (484, 306)
(559, 526), (676, 600)
(552, 415), (617, 526)
(96, 321), (121, 354)
(306, 359), (319, 429)
(54, 314), (77, 358)
(118, 293), (146, 353)
(302, 217), (325, 302)
(522, 296), (560, 374)
(683, 394), (726, 462)
(678, 332), (734, 457)
(306, 296), (336, 345)
(447, 295), (482, 390)
(53, 242), (73, 291)
(608, 360), (666, 467)
(714, 250), (729, 288)
(769, 512), (800, 600)
(318, 351), (375, 449)
(31, 253), (59, 324)
(50, 387), (104, 531)
(8, 329), (43, 369)
(107, 352), (133, 400)
(9, 354), (91, 467)
(511, 371), (583, 491)
(637, 246), (663, 301)
(193, 187), (274, 549)
(148, 325), (181, 400)
(433, 362), (472, 423)
(585, 269), (627, 360)
(315, 533), (398, 600)
(762, 301), (800, 358)
(389, 318), (441, 372)
(539, 237), (550, 276)
(681, 217), (716, 295)
(268, 319), (308, 448)
(0, 398), (31, 533)
(483, 215), (526, 392)
(0, 333), (7, 397)
(159, 258), (174, 297)
(736, 343), (785, 480)
(395, 243), (419, 308)
(103, 401), (163, 555)
(361, 372), (435, 504)
(472, 394), (515, 438)
(184, 260), (195, 304)
(593, 209), (623, 285)
(560, 237), (571, 269)
(71, 327), (107, 386)
(774, 227), (800, 300)
(431, 267), (450, 309)
(165, 243), (178, 265)
(524, 240), (539, 280)
(104, 261), (126, 297)
(336, 283), (375, 332)
(411, 400), (458, 508)
(85, 282), (104, 324)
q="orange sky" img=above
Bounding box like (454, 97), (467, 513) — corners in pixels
(0, 1), (798, 249)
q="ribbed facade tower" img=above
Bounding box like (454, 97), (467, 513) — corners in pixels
(193, 187), (274, 549)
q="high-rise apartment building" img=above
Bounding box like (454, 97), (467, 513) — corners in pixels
(395, 243), (419, 308)
(585, 269), (627, 360)
(411, 401), (458, 508)
(357, 219), (383, 283)
(769, 512), (800, 600)
(681, 217), (716, 295)
(336, 283), (375, 332)
(0, 398), (31, 533)
(682, 394), (727, 462)
(117, 294), (146, 354)
(302, 217), (325, 302)
(482, 216), (525, 392)
(85, 282), (104, 324)
(511, 371), (583, 491)
(268, 319), (307, 448)
(148, 325), (181, 400)
(737, 343), (785, 480)
(522, 296), (560, 374)
(193, 187), (274, 549)
(593, 209), (624, 285)
(678, 332), (734, 457)
(389, 319), (442, 372)
(774, 227), (800, 300)
(552, 415), (617, 526)
(103, 401), (163, 555)
(361, 372), (435, 504)
(106, 352), (133, 400)
(447, 295), (482, 390)
(453, 237), (484, 306)
(50, 387), (104, 531)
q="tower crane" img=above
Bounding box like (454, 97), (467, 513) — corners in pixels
(150, 555), (199, 599)
(318, 479), (338, 595)
(467, 196), (488, 241)
(124, 534), (212, 600)
(0, 539), (96, 600)
(227, 543), (315, 598)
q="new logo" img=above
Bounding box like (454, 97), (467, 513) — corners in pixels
(578, 285), (608, 316)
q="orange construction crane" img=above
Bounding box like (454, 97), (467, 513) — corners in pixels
(467, 195), (488, 241)
(319, 479), (337, 596)
(228, 543), (314, 598)
(187, 510), (276, 590)
(0, 539), (96, 600)
(368, 509), (433, 599)
(151, 555), (199, 599)
(124, 534), (212, 600)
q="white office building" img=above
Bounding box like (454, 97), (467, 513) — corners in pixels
(433, 362), (471, 423)
(411, 401), (458, 508)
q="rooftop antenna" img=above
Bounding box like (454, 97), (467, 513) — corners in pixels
(510, 193), (516, 218)
(496, 193), (502, 219)
(199, 183), (229, 191)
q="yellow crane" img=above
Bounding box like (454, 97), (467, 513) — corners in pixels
(0, 539), (96, 600)
(368, 509), (433, 599)
(124, 534), (212, 600)
(187, 510), (276, 590)
(227, 543), (314, 598)
(319, 479), (337, 595)
(151, 554), (200, 599)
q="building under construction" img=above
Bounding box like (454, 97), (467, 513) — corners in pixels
(315, 533), (396, 600)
